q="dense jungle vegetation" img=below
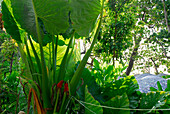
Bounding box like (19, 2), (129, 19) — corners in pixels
(0, 0), (169, 113)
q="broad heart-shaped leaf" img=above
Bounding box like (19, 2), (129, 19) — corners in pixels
(85, 86), (103, 114)
(35, 0), (69, 35)
(70, 0), (101, 37)
(1, 1), (21, 42)
(11, 0), (69, 37)
(11, 0), (37, 38)
(137, 91), (168, 114)
(103, 93), (130, 114)
(101, 76), (139, 112)
(77, 68), (104, 102)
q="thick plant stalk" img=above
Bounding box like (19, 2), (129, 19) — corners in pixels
(33, 4), (51, 109)
(24, 35), (38, 82)
(57, 32), (75, 83)
(53, 89), (60, 113)
(52, 36), (58, 84)
(18, 43), (32, 79)
(59, 92), (67, 114)
(28, 35), (42, 87)
(70, 0), (104, 95)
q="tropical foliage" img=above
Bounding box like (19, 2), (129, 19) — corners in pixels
(0, 0), (169, 113)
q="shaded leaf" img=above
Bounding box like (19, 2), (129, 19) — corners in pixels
(11, 0), (69, 38)
(138, 91), (168, 114)
(103, 93), (130, 114)
(79, 68), (104, 102)
(1, 1), (21, 42)
(70, 0), (101, 37)
(85, 87), (103, 114)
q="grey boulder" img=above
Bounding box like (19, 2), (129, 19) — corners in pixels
(134, 73), (168, 93)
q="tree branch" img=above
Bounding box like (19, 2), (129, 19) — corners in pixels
(162, 0), (170, 33)
(150, 57), (159, 74)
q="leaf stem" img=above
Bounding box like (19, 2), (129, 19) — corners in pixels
(70, 0), (104, 95)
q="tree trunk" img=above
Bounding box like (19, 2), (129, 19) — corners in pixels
(150, 57), (159, 75)
(126, 36), (141, 76)
(125, 48), (138, 76)
(162, 0), (170, 33)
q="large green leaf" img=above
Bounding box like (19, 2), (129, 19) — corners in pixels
(70, 0), (101, 37)
(103, 93), (130, 114)
(101, 76), (139, 112)
(1, 1), (21, 42)
(11, 0), (37, 38)
(85, 87), (103, 114)
(35, 0), (69, 35)
(138, 91), (168, 114)
(77, 68), (104, 102)
(102, 76), (139, 100)
(11, 0), (69, 37)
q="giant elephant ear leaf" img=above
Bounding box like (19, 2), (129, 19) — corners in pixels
(11, 0), (69, 37)
(1, 1), (21, 42)
(103, 93), (130, 114)
(70, 0), (101, 37)
(85, 86), (103, 114)
(35, 0), (69, 35)
(11, 0), (37, 38)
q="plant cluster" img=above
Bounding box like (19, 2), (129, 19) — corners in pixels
(0, 0), (170, 113)
(0, 32), (27, 113)
(76, 66), (170, 114)
(1, 0), (104, 113)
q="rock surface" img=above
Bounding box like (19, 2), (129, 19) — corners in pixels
(134, 73), (168, 93)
